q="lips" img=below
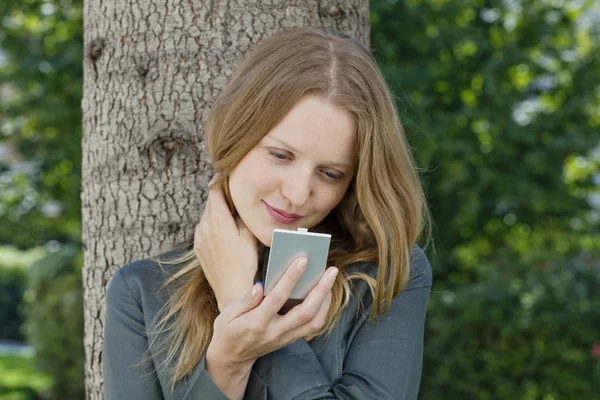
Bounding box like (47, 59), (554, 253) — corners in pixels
(268, 203), (302, 218)
(264, 202), (302, 225)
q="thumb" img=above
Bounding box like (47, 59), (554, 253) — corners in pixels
(221, 283), (263, 323)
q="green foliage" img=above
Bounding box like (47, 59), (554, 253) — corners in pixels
(0, 246), (45, 340)
(23, 244), (84, 400)
(420, 251), (600, 399)
(0, 0), (597, 398)
(0, 266), (27, 340)
(0, 354), (52, 400)
(0, 0), (83, 248)
(370, 1), (600, 397)
(371, 0), (600, 278)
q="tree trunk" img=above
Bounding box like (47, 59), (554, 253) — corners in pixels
(81, 0), (369, 397)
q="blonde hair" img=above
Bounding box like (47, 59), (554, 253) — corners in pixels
(145, 26), (431, 391)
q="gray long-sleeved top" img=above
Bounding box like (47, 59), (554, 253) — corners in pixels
(103, 244), (432, 400)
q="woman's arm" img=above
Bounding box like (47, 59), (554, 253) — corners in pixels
(249, 247), (433, 400)
(204, 257), (338, 400)
(103, 267), (165, 400)
(103, 265), (232, 400)
(205, 351), (254, 400)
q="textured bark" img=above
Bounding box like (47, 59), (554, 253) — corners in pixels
(81, 0), (369, 398)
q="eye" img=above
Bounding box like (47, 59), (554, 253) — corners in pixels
(322, 170), (344, 182)
(268, 150), (289, 161)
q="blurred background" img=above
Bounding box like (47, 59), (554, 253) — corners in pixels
(0, 0), (598, 399)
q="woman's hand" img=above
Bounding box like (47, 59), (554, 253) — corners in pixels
(206, 257), (339, 370)
(194, 174), (258, 312)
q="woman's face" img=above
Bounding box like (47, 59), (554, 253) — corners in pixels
(228, 95), (358, 247)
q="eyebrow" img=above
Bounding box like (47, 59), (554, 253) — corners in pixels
(266, 135), (354, 169)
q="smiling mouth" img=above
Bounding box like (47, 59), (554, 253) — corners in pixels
(267, 203), (302, 218)
(264, 202), (302, 224)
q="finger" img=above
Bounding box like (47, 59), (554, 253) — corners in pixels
(220, 283), (264, 323)
(209, 172), (220, 185)
(258, 257), (308, 321)
(193, 219), (209, 253)
(288, 291), (332, 339)
(207, 177), (237, 230)
(204, 172), (220, 212)
(207, 173), (226, 201)
(277, 267), (338, 332)
(200, 192), (212, 226)
(195, 208), (211, 246)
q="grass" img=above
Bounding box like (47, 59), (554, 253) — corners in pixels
(0, 354), (52, 400)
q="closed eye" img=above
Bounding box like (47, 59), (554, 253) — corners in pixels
(323, 171), (344, 181)
(268, 149), (345, 182)
(268, 150), (289, 161)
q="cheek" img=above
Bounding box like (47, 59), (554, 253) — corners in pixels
(314, 187), (349, 214)
(246, 167), (277, 196)
(230, 154), (278, 200)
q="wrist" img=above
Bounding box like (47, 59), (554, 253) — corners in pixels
(206, 343), (255, 373)
(217, 280), (256, 312)
(206, 345), (255, 399)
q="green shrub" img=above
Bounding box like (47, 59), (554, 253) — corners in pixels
(23, 243), (84, 400)
(0, 247), (45, 340)
(0, 266), (27, 340)
(420, 252), (600, 400)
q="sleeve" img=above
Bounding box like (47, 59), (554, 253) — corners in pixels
(247, 248), (433, 400)
(103, 268), (165, 400)
(103, 267), (231, 400)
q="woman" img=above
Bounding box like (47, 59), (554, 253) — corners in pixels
(103, 27), (433, 400)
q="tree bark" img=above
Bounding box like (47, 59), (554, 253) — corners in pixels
(81, 0), (369, 398)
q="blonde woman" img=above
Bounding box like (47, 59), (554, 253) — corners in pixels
(103, 27), (433, 400)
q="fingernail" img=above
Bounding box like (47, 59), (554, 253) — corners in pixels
(297, 258), (308, 271)
(251, 284), (258, 297)
(328, 268), (338, 278)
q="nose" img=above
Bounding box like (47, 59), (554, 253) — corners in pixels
(280, 168), (312, 208)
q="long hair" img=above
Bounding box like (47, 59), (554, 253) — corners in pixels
(145, 26), (431, 391)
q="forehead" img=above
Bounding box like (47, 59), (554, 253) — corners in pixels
(264, 96), (357, 166)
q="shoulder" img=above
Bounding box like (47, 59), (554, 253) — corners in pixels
(405, 244), (433, 290)
(106, 245), (193, 307)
